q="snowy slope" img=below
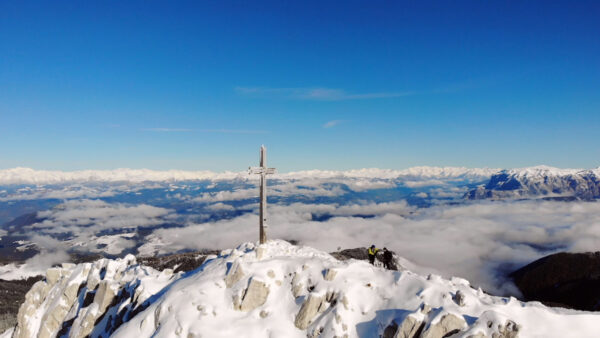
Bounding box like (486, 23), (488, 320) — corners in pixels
(466, 165), (600, 200)
(9, 240), (600, 338)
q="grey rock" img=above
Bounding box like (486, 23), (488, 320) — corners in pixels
(294, 294), (325, 330)
(94, 280), (116, 313)
(291, 273), (304, 298)
(225, 261), (245, 288)
(45, 268), (62, 285)
(421, 313), (466, 338)
(453, 290), (466, 307)
(395, 315), (424, 338)
(323, 268), (338, 281)
(492, 320), (520, 338)
(236, 278), (270, 312)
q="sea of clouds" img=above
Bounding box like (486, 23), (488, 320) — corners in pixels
(2, 168), (600, 296)
(140, 199), (600, 295)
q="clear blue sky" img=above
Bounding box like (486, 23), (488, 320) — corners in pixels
(1, 1), (598, 172)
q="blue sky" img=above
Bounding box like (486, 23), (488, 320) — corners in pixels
(1, 1), (598, 172)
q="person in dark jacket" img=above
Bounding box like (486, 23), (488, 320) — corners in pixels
(382, 247), (393, 270)
(367, 245), (379, 265)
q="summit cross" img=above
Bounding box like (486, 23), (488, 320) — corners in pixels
(248, 145), (276, 244)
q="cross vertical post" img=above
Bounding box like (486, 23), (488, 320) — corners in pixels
(249, 145), (276, 244)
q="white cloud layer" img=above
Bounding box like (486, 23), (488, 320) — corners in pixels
(235, 86), (415, 101)
(25, 200), (174, 256)
(140, 200), (600, 296)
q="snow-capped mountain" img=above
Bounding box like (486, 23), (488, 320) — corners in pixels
(7, 240), (600, 338)
(465, 166), (600, 200)
(0, 167), (498, 185)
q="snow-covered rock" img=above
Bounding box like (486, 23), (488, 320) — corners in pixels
(8, 240), (600, 337)
(466, 166), (600, 200)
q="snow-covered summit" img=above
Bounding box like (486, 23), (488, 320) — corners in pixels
(504, 165), (584, 178)
(466, 166), (600, 200)
(8, 240), (600, 338)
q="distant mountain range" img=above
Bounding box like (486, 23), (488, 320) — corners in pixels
(465, 166), (600, 201)
(0, 166), (498, 185)
(3, 165), (600, 201)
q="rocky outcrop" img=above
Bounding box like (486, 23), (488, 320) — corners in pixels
(12, 255), (170, 338)
(8, 241), (530, 338)
(234, 278), (270, 312)
(294, 294), (326, 330)
(421, 313), (467, 338)
(323, 268), (337, 281)
(395, 315), (425, 338)
(225, 261), (245, 288)
(511, 251), (600, 310)
(453, 290), (465, 307)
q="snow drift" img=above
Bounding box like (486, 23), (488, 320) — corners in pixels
(7, 240), (600, 338)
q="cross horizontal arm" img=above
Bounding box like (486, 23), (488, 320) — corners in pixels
(248, 167), (277, 175)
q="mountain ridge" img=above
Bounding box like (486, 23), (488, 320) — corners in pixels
(7, 240), (600, 338)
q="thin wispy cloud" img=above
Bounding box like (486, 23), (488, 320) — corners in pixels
(141, 128), (194, 132)
(199, 129), (268, 134)
(141, 128), (267, 134)
(236, 86), (415, 101)
(323, 120), (346, 128)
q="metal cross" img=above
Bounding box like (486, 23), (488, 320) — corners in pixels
(248, 145), (276, 244)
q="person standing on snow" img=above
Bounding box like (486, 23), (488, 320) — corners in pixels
(382, 248), (393, 270)
(367, 245), (379, 265)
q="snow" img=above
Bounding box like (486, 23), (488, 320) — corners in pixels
(0, 166), (501, 185)
(0, 262), (47, 280)
(506, 165), (585, 178)
(0, 328), (14, 338)
(15, 239), (596, 338)
(112, 240), (600, 337)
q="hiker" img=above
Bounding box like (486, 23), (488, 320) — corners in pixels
(382, 247), (393, 270)
(367, 245), (379, 265)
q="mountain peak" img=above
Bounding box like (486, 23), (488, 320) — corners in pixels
(9, 240), (600, 338)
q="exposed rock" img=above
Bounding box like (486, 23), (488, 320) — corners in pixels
(492, 320), (520, 338)
(453, 290), (466, 307)
(236, 278), (269, 312)
(291, 273), (304, 298)
(421, 313), (466, 338)
(511, 251), (600, 310)
(329, 248), (368, 261)
(382, 320), (398, 338)
(294, 294), (325, 330)
(395, 315), (424, 338)
(225, 261), (245, 288)
(36, 267), (84, 338)
(137, 250), (218, 273)
(13, 280), (50, 338)
(45, 268), (62, 285)
(323, 268), (337, 281)
(466, 333), (486, 338)
(256, 247), (266, 260)
(69, 303), (100, 338)
(94, 280), (116, 313)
